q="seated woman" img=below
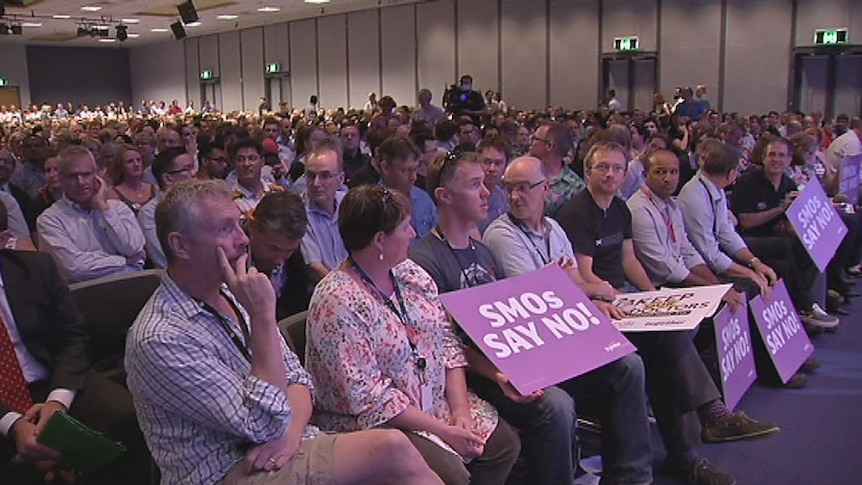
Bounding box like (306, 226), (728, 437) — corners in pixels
(306, 184), (519, 485)
(107, 143), (157, 214)
(28, 153), (62, 233)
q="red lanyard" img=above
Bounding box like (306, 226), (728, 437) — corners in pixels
(641, 187), (676, 243)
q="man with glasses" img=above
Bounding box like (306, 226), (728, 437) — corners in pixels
(457, 119), (480, 147)
(300, 140), (349, 282)
(11, 135), (49, 200)
(138, 147), (197, 268)
(228, 138), (284, 218)
(558, 141), (777, 485)
(479, 155), (652, 485)
(530, 122), (585, 218)
(197, 142), (230, 180)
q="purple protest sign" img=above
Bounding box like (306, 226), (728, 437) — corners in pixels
(438, 265), (636, 395)
(713, 304), (756, 410)
(839, 154), (861, 205)
(786, 180), (847, 273)
(749, 280), (814, 384)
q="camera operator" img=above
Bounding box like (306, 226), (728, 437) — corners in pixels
(444, 75), (485, 125)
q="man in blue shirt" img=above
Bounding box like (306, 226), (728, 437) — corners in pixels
(378, 135), (438, 242)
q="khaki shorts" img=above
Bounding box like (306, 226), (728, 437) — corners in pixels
(219, 434), (338, 485)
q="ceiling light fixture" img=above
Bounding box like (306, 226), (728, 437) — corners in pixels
(81, 6), (102, 12)
(116, 24), (128, 42)
(122, 19), (140, 24)
(128, 33), (140, 38)
(151, 28), (169, 32)
(53, 15), (72, 19)
(257, 7), (281, 12)
(99, 38), (116, 43)
(185, 21), (201, 27)
(21, 22), (42, 27)
(305, 0), (331, 4)
(10, 24), (22, 35)
(217, 15), (238, 20)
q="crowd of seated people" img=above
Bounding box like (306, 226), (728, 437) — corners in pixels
(0, 78), (861, 485)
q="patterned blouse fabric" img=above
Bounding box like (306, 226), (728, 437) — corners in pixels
(306, 259), (498, 445)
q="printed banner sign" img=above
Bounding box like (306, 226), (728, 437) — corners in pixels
(438, 265), (636, 395)
(611, 284), (732, 332)
(749, 280), (814, 383)
(713, 304), (756, 410)
(839, 154), (861, 205)
(786, 180), (847, 273)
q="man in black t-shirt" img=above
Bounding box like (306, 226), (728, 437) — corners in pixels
(731, 137), (837, 327)
(557, 141), (778, 485)
(410, 151), (653, 485)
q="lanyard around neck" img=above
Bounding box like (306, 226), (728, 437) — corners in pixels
(641, 187), (677, 243)
(197, 293), (251, 362)
(347, 256), (426, 371)
(434, 226), (479, 288)
(509, 213), (551, 265)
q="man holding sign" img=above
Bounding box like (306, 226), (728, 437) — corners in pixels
(557, 142), (778, 485)
(413, 152), (652, 485)
(731, 137), (839, 330)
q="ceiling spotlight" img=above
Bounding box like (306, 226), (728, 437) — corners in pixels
(116, 24), (128, 42)
(0, 24), (9, 35)
(77, 26), (89, 37)
(0, 6), (5, 17)
(10, 24), (22, 35)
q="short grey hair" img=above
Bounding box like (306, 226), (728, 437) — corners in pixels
(57, 145), (97, 173)
(155, 179), (235, 264)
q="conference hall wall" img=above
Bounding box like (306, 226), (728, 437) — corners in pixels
(3, 0), (860, 115)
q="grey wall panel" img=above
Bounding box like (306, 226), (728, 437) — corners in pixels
(659, 0), (721, 108)
(263, 24), (290, 70)
(27, 46), (130, 107)
(0, 44), (31, 107)
(381, 5), (417, 106)
(602, 0), (658, 53)
(318, 15), (349, 110)
(417, 0), (456, 105)
(241, 28), (265, 112)
(131, 41), (187, 109)
(290, 19), (319, 110)
(724, 0), (793, 114)
(347, 9), (380, 110)
(550, 0), (600, 109)
(457, 0), (499, 94)
(501, 0), (547, 110)
(184, 38), (200, 108)
(794, 0), (854, 47)
(834, 55), (862, 116)
(219, 31), (242, 112)
(198, 35), (220, 76)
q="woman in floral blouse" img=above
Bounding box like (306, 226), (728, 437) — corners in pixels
(306, 184), (519, 485)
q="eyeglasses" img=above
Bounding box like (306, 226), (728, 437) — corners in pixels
(306, 170), (342, 182)
(589, 163), (626, 174)
(530, 135), (551, 144)
(503, 179), (546, 194)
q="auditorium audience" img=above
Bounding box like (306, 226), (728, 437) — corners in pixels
(412, 150), (653, 485)
(126, 179), (442, 485)
(377, 135), (438, 241)
(228, 138), (284, 218)
(306, 184), (520, 484)
(37, 145), (145, 282)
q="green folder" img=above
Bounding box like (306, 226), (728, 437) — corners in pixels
(36, 412), (127, 474)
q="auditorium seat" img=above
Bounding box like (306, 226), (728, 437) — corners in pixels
(69, 269), (163, 383)
(277, 310), (308, 365)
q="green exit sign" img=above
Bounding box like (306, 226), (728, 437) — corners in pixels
(814, 29), (848, 45)
(614, 36), (639, 51)
(266, 62), (280, 74)
(0, 78), (8, 87)
(200, 69), (213, 80)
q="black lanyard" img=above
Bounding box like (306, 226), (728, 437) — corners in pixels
(197, 293), (251, 362)
(509, 213), (551, 265)
(434, 226), (479, 288)
(348, 257), (426, 371)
